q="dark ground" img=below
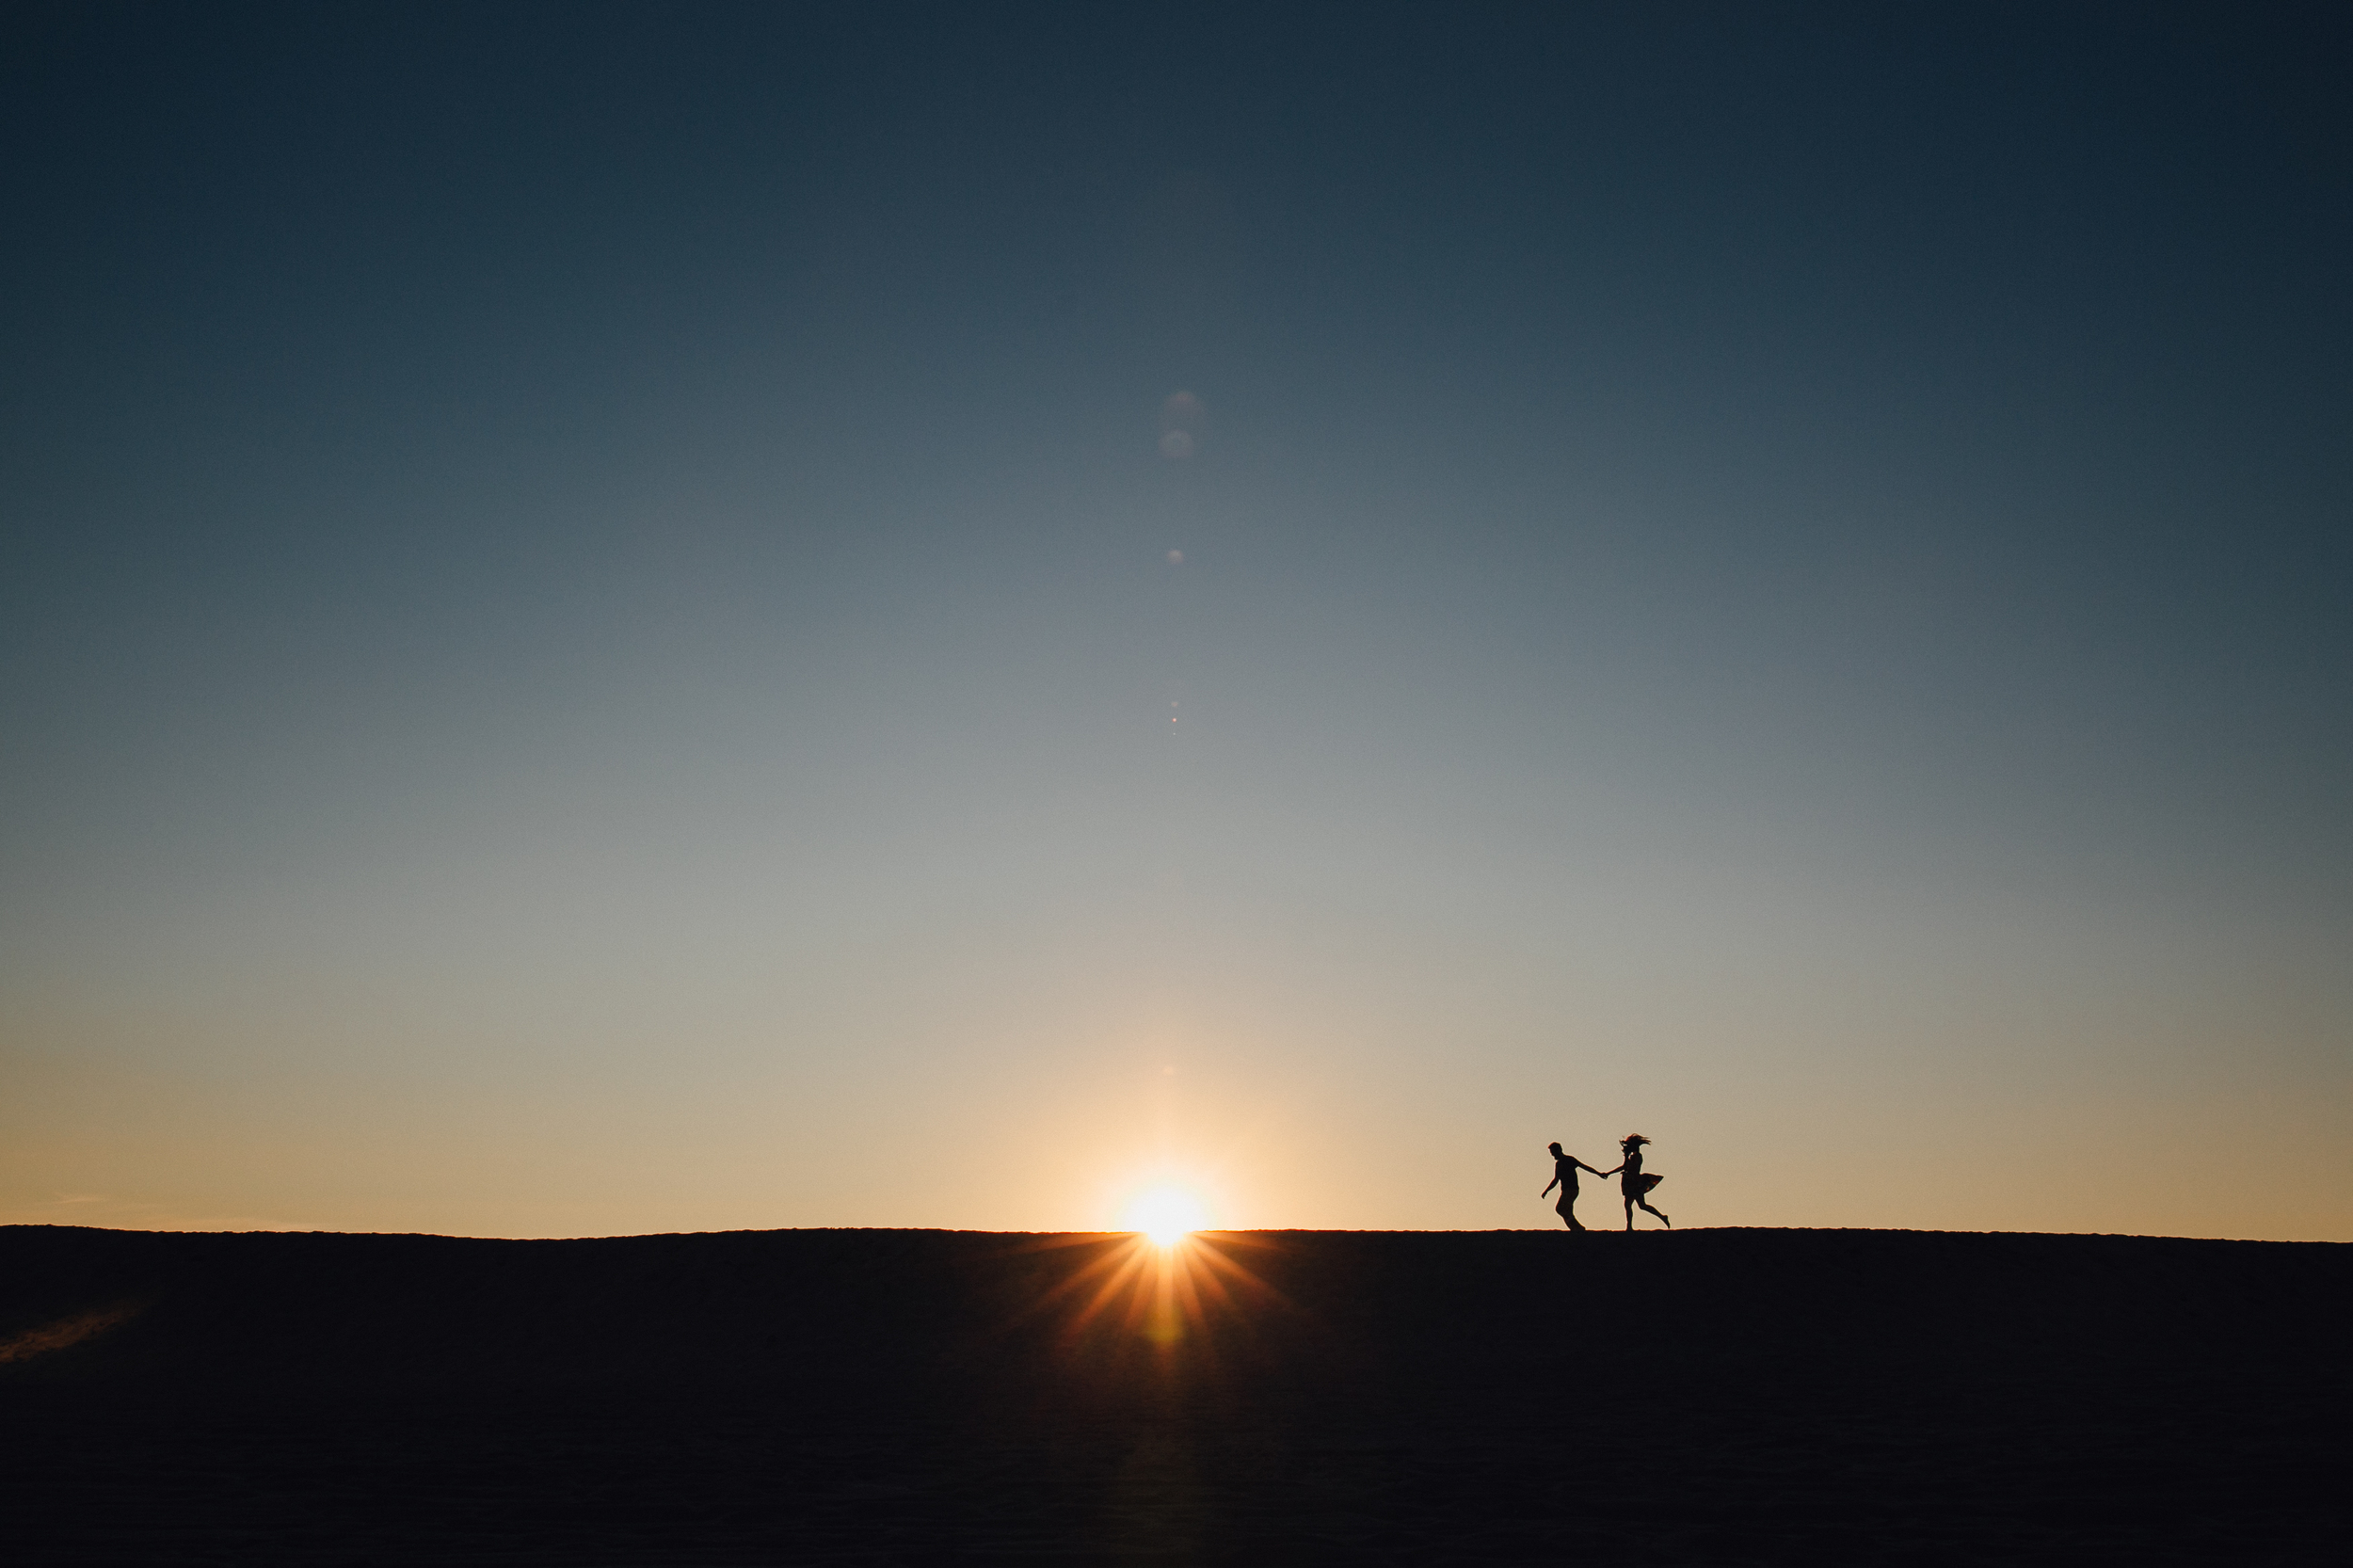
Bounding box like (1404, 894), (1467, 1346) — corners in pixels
(1, 1224), (2344, 1564)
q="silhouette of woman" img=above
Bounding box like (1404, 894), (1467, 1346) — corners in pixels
(1540, 1142), (1609, 1231)
(1600, 1134), (1671, 1230)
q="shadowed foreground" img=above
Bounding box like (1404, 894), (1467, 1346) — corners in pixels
(1, 1224), (2344, 1564)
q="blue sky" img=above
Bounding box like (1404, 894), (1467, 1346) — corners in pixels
(4, 3), (2347, 1237)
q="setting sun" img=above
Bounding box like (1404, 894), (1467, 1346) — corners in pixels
(1121, 1185), (1209, 1247)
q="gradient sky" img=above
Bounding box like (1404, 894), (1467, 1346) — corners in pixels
(4, 3), (2348, 1240)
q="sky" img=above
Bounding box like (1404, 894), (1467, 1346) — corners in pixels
(3, 2), (2348, 1240)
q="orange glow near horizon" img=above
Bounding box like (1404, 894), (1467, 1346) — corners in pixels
(1024, 1227), (1281, 1350)
(1120, 1183), (1209, 1248)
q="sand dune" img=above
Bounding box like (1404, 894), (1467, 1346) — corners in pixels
(3, 1224), (2343, 1562)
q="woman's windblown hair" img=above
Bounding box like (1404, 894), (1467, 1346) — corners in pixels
(1621, 1133), (1650, 1148)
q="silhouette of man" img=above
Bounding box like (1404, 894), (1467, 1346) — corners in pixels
(1541, 1142), (1609, 1231)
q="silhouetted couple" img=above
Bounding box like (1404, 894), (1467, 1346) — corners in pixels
(1542, 1135), (1670, 1231)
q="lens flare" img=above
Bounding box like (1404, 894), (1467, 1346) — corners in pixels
(1012, 1221), (1286, 1356)
(1122, 1184), (1208, 1247)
